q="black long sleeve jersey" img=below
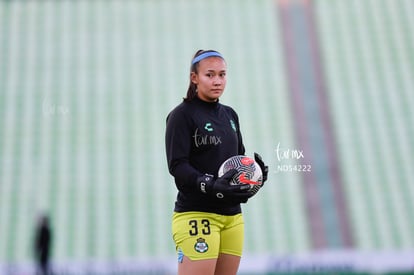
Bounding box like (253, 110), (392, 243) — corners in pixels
(165, 96), (245, 215)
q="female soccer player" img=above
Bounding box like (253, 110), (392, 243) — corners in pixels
(165, 49), (268, 275)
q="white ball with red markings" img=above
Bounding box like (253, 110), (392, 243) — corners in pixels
(218, 155), (263, 193)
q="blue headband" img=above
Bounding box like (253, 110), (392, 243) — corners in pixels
(191, 52), (224, 65)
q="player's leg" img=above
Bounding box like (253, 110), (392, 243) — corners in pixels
(178, 256), (216, 275)
(214, 213), (244, 275)
(214, 253), (241, 275)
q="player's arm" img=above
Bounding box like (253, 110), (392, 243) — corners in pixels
(165, 109), (201, 193)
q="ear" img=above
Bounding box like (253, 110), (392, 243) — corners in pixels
(190, 72), (198, 85)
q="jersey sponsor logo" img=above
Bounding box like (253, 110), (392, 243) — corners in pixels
(193, 128), (222, 148)
(194, 238), (209, 253)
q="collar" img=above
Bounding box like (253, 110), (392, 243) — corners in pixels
(193, 95), (220, 109)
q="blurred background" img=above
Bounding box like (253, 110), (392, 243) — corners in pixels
(0, 0), (413, 274)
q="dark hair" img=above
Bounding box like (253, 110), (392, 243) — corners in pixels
(183, 49), (224, 102)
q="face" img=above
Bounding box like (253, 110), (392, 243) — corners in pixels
(191, 57), (227, 102)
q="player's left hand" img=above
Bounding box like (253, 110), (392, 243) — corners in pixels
(254, 152), (268, 185)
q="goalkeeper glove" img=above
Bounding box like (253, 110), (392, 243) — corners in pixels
(254, 152), (269, 184)
(197, 169), (252, 200)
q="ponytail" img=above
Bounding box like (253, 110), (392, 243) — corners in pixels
(184, 82), (198, 102)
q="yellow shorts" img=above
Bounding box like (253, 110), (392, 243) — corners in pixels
(172, 211), (244, 261)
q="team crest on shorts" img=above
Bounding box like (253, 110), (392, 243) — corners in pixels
(194, 237), (209, 253)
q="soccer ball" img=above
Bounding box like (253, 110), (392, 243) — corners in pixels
(218, 155), (263, 193)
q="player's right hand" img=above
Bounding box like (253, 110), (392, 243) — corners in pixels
(197, 169), (252, 200)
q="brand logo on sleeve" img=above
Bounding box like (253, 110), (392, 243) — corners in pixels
(230, 119), (237, 132)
